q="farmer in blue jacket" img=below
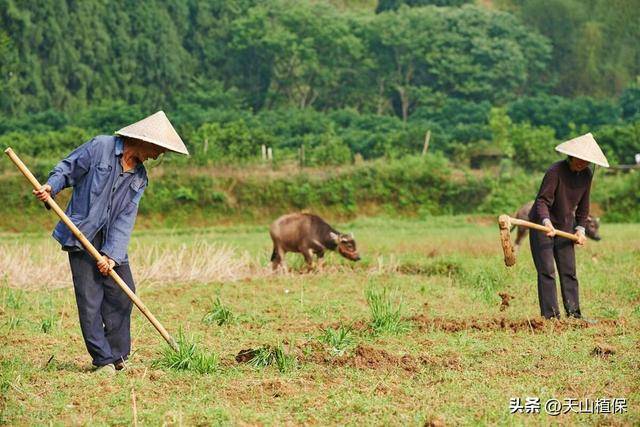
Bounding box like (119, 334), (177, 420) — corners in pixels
(33, 111), (189, 374)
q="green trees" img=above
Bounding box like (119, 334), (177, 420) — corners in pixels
(511, 0), (640, 97)
(0, 0), (551, 118)
(376, 0), (472, 13)
(226, 1), (367, 111)
(363, 5), (550, 120)
(0, 0), (637, 171)
(507, 95), (621, 138)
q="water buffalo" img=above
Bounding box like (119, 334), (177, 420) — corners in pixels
(269, 213), (360, 271)
(513, 201), (601, 248)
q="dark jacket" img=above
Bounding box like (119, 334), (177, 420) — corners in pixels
(529, 160), (592, 233)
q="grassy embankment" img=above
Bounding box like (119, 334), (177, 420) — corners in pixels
(1, 217), (638, 424)
(1, 155), (638, 233)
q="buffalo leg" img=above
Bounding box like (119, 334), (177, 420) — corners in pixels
(271, 243), (286, 271)
(316, 250), (325, 270)
(302, 248), (315, 272)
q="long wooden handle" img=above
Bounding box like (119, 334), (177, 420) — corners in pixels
(4, 147), (178, 351)
(508, 217), (579, 242)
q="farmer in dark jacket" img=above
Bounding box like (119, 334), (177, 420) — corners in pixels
(529, 133), (609, 320)
(33, 111), (189, 374)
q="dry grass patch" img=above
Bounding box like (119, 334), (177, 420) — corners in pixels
(0, 240), (260, 289)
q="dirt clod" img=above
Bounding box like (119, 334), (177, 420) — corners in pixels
(498, 292), (514, 311)
(592, 343), (616, 357)
(424, 417), (446, 427)
(235, 348), (258, 363)
(350, 345), (419, 373)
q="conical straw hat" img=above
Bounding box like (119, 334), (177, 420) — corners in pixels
(115, 111), (189, 155)
(555, 133), (609, 167)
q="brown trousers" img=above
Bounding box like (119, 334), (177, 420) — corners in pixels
(529, 229), (581, 319)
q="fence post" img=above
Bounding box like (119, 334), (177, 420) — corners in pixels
(422, 130), (431, 156)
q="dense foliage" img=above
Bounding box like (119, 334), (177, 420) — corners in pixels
(0, 0), (638, 225)
(1, 1), (552, 115)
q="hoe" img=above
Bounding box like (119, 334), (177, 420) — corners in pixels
(5, 148), (179, 351)
(497, 214), (579, 267)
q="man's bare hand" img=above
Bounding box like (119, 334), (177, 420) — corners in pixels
(97, 255), (116, 276)
(543, 219), (556, 238)
(575, 231), (587, 246)
(32, 184), (52, 202)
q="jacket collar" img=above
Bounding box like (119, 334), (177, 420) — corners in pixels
(115, 136), (145, 174)
(115, 136), (124, 156)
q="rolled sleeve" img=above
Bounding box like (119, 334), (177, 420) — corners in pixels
(100, 181), (146, 265)
(46, 139), (94, 197)
(100, 201), (140, 265)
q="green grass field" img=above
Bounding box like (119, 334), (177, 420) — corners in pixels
(1, 217), (639, 425)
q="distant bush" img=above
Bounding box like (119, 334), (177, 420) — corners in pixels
(593, 122), (640, 165)
(0, 152), (637, 231)
(507, 95), (621, 138)
(592, 172), (640, 222)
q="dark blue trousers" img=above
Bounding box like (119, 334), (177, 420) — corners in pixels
(68, 235), (135, 367)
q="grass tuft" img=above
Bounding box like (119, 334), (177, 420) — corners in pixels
(600, 306), (620, 319)
(273, 345), (297, 373)
(202, 297), (234, 326)
(3, 316), (22, 330)
(365, 288), (410, 335)
(153, 331), (219, 374)
(248, 344), (297, 373)
(40, 317), (55, 334)
(1, 285), (24, 310)
(319, 325), (354, 356)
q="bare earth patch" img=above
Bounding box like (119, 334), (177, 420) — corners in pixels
(408, 315), (619, 333)
(498, 292), (514, 311)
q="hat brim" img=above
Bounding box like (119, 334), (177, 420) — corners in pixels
(555, 146), (609, 167)
(116, 131), (190, 155)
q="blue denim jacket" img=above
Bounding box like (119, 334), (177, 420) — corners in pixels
(47, 135), (148, 265)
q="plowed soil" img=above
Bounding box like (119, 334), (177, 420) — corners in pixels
(409, 315), (619, 333)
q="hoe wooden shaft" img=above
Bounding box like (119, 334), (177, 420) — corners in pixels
(4, 147), (179, 351)
(506, 216), (579, 242)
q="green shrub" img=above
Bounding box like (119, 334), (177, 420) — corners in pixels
(365, 288), (410, 335)
(318, 325), (354, 356)
(246, 344), (297, 373)
(153, 331), (220, 374)
(202, 298), (234, 326)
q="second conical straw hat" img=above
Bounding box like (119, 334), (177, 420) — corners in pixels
(554, 133), (609, 167)
(115, 111), (189, 155)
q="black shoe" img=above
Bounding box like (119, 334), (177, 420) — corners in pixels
(114, 359), (126, 371)
(567, 313), (598, 324)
